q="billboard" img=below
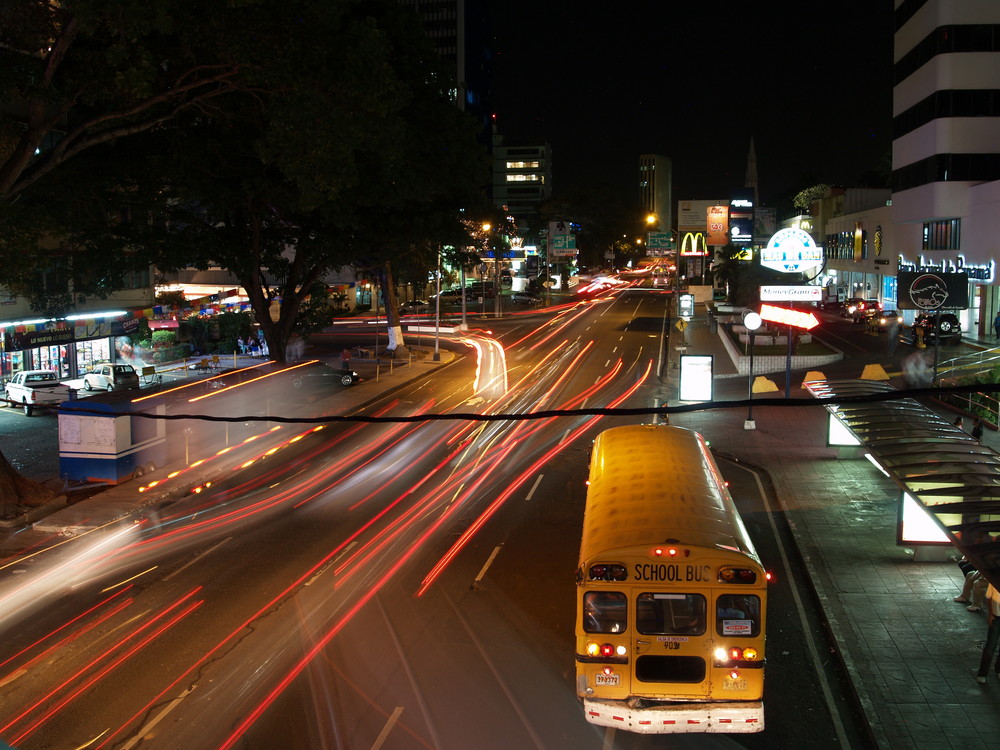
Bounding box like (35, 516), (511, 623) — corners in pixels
(706, 205), (728, 245)
(729, 194), (754, 246)
(897, 272), (969, 310)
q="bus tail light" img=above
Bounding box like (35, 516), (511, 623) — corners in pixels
(719, 567), (758, 584)
(600, 643), (615, 657)
(587, 642), (600, 656)
(742, 647), (759, 661)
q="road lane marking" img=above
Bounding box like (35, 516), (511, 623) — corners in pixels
(473, 545), (503, 588)
(163, 537), (232, 581)
(370, 706), (404, 750)
(121, 687), (194, 749)
(525, 474), (544, 502)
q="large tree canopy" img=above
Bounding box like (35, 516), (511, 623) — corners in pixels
(0, 0), (489, 358)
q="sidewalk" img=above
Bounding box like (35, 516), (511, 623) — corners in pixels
(665, 308), (1000, 750)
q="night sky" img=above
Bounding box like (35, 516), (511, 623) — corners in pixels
(491, 1), (895, 207)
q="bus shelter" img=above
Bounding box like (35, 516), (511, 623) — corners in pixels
(804, 378), (1000, 590)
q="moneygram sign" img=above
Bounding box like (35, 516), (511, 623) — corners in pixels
(760, 228), (823, 273)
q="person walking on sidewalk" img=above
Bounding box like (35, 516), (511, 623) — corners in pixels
(972, 417), (984, 443)
(994, 310), (1000, 340)
(975, 583), (1000, 684)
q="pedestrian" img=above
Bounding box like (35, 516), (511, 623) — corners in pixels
(954, 416), (964, 431)
(955, 568), (989, 612)
(972, 417), (984, 443)
(341, 348), (351, 371)
(994, 310), (1000, 340)
(975, 583), (1000, 684)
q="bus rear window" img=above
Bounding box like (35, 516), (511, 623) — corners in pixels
(583, 591), (627, 634)
(636, 593), (706, 635)
(716, 594), (761, 637)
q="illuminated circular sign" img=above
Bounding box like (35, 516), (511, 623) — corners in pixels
(760, 228), (823, 273)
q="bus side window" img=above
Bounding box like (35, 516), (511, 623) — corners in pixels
(584, 591), (627, 634)
(716, 594), (761, 637)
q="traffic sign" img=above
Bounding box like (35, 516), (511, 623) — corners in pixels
(759, 304), (819, 330)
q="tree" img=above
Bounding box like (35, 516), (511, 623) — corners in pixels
(3, 0), (489, 363)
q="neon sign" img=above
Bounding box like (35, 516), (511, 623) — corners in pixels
(759, 304), (820, 330)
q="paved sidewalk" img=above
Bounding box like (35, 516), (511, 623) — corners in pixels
(663, 308), (1000, 750)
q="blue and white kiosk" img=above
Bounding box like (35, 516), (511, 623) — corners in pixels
(58, 393), (167, 484)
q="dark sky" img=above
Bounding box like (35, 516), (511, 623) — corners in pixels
(491, 1), (895, 207)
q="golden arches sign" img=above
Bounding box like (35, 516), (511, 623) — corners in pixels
(680, 231), (708, 257)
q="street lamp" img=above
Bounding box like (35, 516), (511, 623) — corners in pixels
(743, 311), (763, 430)
(433, 245), (441, 361)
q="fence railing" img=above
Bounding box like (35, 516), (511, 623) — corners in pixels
(935, 347), (1000, 425)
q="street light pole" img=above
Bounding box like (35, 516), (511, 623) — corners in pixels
(433, 245), (441, 361)
(743, 311), (762, 430)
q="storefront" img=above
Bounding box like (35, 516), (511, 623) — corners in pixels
(1, 315), (142, 381)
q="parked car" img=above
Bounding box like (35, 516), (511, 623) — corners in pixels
(83, 363), (140, 392)
(842, 298), (881, 322)
(290, 363), (363, 396)
(912, 311), (962, 343)
(400, 299), (430, 313)
(430, 289), (468, 303)
(509, 292), (540, 305)
(3, 370), (70, 416)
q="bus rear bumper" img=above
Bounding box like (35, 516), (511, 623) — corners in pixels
(582, 698), (764, 734)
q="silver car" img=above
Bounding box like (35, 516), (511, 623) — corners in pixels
(83, 363), (140, 391)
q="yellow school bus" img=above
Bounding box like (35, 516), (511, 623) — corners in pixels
(576, 424), (767, 734)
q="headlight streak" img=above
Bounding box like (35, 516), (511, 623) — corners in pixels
(186, 360), (318, 403)
(130, 361), (274, 403)
(0, 524), (137, 630)
(3, 588), (204, 745)
(14, 324), (645, 745)
(416, 359), (654, 596)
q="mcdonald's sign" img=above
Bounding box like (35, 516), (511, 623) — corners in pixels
(680, 231), (709, 257)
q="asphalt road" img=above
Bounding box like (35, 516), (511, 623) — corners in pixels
(0, 293), (879, 749)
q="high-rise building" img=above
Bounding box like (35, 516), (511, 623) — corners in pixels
(639, 154), (673, 233)
(492, 136), (552, 224)
(399, 0), (493, 144)
(891, 0), (1000, 331)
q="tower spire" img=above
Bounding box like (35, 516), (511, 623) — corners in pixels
(745, 137), (759, 207)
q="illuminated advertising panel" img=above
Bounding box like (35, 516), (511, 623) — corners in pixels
(898, 492), (951, 546)
(679, 355), (713, 402)
(896, 272), (969, 310)
(729, 193), (754, 246)
(706, 205), (729, 246)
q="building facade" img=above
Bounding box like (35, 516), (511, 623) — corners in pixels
(491, 137), (552, 225)
(639, 154), (673, 233)
(889, 0), (1000, 334)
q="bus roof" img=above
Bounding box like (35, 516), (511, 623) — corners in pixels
(580, 424), (760, 564)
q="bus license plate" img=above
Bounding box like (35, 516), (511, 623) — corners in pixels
(723, 677), (747, 691)
(595, 673), (620, 686)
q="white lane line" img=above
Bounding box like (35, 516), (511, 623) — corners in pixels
(728, 459), (851, 749)
(122, 687), (194, 749)
(163, 537), (232, 581)
(525, 474), (544, 502)
(473, 545), (503, 587)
